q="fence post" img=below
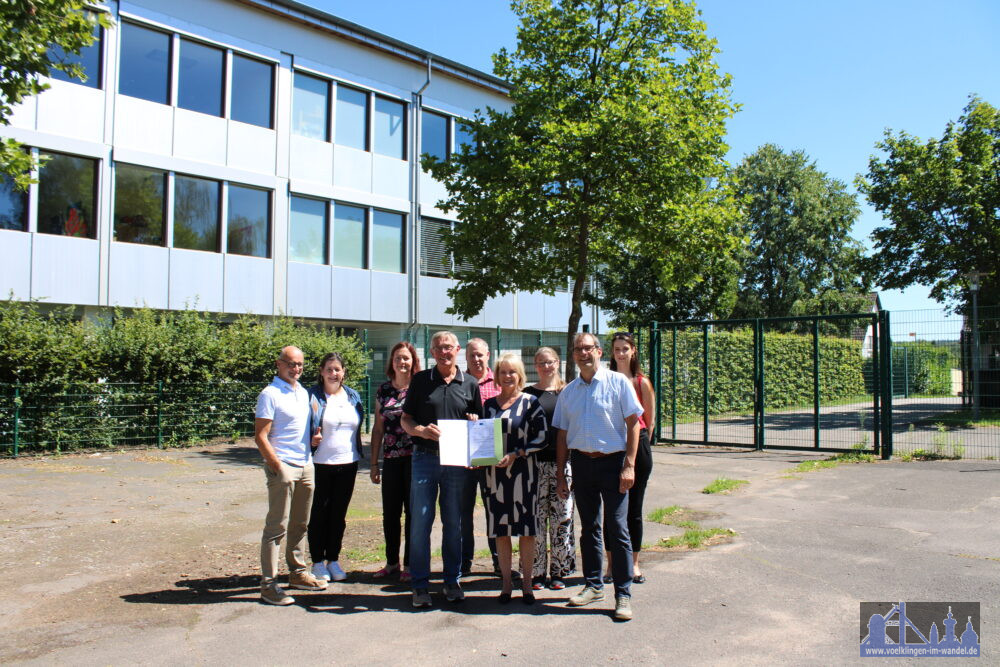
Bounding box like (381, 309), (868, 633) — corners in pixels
(496, 325), (502, 354)
(756, 319), (765, 451)
(537, 330), (542, 348)
(650, 322), (660, 442)
(872, 314), (881, 455)
(702, 323), (709, 443)
(671, 326), (677, 440)
(813, 318), (820, 449)
(363, 328), (371, 433)
(12, 381), (20, 458)
(423, 325), (430, 369)
(156, 380), (163, 449)
(880, 310), (893, 459)
(903, 347), (910, 399)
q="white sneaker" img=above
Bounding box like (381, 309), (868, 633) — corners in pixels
(312, 562), (331, 582)
(327, 561), (347, 581)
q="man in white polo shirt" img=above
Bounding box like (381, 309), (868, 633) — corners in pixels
(254, 345), (327, 605)
(555, 332), (642, 621)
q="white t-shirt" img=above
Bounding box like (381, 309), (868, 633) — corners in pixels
(313, 390), (360, 465)
(254, 377), (311, 466)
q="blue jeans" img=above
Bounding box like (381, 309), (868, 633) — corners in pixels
(571, 450), (633, 598)
(409, 448), (467, 590)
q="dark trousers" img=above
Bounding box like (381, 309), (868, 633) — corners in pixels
(308, 461), (358, 563)
(381, 456), (411, 567)
(572, 450), (632, 599)
(461, 467), (498, 570)
(626, 429), (653, 552)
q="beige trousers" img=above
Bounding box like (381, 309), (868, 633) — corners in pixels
(260, 460), (315, 584)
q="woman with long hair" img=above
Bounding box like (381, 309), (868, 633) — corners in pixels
(307, 352), (364, 583)
(526, 346), (575, 591)
(483, 353), (548, 604)
(605, 332), (655, 584)
(369, 341), (421, 582)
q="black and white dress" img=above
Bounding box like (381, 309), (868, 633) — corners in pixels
(483, 393), (548, 538)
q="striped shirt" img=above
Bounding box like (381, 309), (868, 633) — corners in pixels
(552, 367), (643, 454)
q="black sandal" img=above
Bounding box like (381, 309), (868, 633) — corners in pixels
(633, 574), (646, 584)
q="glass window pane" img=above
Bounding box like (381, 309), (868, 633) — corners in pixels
(114, 164), (165, 245)
(293, 72), (329, 141)
(0, 175), (27, 231)
(48, 19), (102, 89)
(372, 210), (404, 273)
(231, 55), (273, 128)
(119, 23), (170, 104)
(421, 111), (448, 162)
(455, 121), (476, 155)
(37, 152), (96, 238)
(227, 185), (270, 258)
(289, 196), (327, 264)
(173, 175), (219, 251)
(335, 86), (367, 150)
(333, 203), (366, 269)
(375, 97), (405, 159)
(178, 39), (223, 117)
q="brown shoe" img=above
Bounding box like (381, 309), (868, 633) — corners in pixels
(260, 583), (294, 606)
(288, 570), (328, 591)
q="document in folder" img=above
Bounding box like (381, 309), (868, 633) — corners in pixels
(438, 418), (503, 467)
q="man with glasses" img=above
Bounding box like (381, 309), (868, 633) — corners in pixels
(254, 346), (327, 605)
(555, 332), (642, 621)
(402, 331), (483, 607)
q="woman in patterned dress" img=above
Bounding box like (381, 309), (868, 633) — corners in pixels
(369, 341), (421, 582)
(483, 353), (548, 604)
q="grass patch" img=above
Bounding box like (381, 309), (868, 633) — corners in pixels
(341, 544), (386, 564)
(661, 527), (736, 550)
(647, 505), (682, 523)
(701, 477), (748, 494)
(786, 443), (876, 474)
(915, 408), (1000, 429)
(900, 423), (966, 461)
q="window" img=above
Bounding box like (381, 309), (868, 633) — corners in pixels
(227, 186), (270, 258)
(0, 176), (27, 231)
(333, 203), (366, 269)
(173, 175), (220, 251)
(374, 97), (405, 159)
(177, 39), (224, 117)
(372, 210), (405, 273)
(37, 152), (97, 238)
(289, 196), (327, 264)
(48, 16), (102, 89)
(420, 217), (451, 277)
(231, 55), (273, 128)
(421, 110), (448, 162)
(119, 23), (171, 104)
(455, 121), (476, 154)
(114, 164), (165, 245)
(293, 72), (329, 141)
(335, 86), (368, 150)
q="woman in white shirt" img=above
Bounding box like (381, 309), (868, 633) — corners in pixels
(306, 352), (365, 583)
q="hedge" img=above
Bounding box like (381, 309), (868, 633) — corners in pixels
(0, 300), (368, 454)
(662, 328), (867, 417)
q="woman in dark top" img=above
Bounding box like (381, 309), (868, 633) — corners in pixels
(605, 331), (655, 584)
(483, 353), (548, 604)
(369, 341), (421, 582)
(526, 346), (575, 591)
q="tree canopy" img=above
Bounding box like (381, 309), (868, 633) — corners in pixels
(857, 96), (1000, 312)
(0, 1), (109, 189)
(423, 0), (741, 351)
(729, 144), (869, 323)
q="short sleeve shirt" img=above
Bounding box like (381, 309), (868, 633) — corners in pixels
(552, 367), (643, 454)
(255, 376), (311, 465)
(402, 366), (483, 452)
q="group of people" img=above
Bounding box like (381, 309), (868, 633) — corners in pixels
(252, 329), (654, 621)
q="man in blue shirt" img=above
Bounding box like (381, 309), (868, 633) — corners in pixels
(254, 346), (327, 605)
(555, 332), (642, 621)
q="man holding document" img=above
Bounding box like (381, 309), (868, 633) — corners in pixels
(401, 331), (483, 607)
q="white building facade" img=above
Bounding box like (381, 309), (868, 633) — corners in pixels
(0, 0), (610, 352)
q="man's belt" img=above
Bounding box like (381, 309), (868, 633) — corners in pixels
(574, 449), (620, 459)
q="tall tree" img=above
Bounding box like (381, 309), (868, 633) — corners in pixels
(424, 0), (741, 356)
(0, 1), (110, 188)
(729, 144), (868, 322)
(858, 96), (1000, 313)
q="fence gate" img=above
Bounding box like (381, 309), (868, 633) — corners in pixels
(649, 312), (893, 459)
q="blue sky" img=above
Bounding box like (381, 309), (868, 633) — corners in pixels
(312, 0), (999, 314)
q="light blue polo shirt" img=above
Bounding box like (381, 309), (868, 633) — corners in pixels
(552, 366), (643, 454)
(255, 376), (311, 466)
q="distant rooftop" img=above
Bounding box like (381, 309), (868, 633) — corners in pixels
(235, 0), (511, 94)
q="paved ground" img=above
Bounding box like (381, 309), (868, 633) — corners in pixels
(1, 441), (998, 665)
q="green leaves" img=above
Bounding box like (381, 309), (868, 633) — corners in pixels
(858, 96), (1000, 313)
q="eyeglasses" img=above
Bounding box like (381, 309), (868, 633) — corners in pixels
(279, 359), (304, 368)
(536, 360), (558, 367)
(433, 344), (458, 352)
(573, 345), (598, 354)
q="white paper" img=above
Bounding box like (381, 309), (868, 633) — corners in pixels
(468, 419), (498, 462)
(437, 419), (471, 467)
